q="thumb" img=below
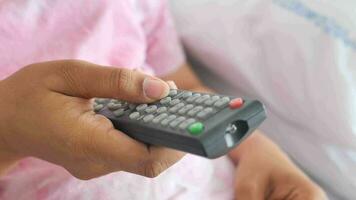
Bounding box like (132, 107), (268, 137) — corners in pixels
(45, 60), (169, 102)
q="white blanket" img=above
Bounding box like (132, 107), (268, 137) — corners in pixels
(170, 0), (356, 199)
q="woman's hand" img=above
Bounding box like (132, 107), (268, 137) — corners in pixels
(0, 60), (185, 179)
(230, 132), (327, 200)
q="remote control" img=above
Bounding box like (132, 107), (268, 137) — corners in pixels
(93, 90), (266, 159)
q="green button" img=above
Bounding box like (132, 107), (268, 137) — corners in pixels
(188, 122), (204, 135)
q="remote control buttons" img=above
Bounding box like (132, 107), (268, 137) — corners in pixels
(93, 104), (104, 112)
(169, 89), (178, 96)
(152, 113), (168, 123)
(195, 95), (210, 104)
(107, 102), (122, 110)
(113, 108), (125, 117)
(187, 106), (203, 117)
(169, 99), (180, 106)
(178, 104), (194, 115)
(145, 105), (157, 113)
(169, 116), (186, 128)
(204, 95), (220, 106)
(129, 112), (140, 119)
(197, 107), (214, 119)
(169, 102), (185, 113)
(229, 98), (244, 109)
(160, 97), (171, 104)
(156, 106), (167, 113)
(161, 115), (177, 126)
(186, 93), (201, 103)
(95, 98), (107, 104)
(182, 91), (192, 99)
(214, 97), (230, 108)
(188, 122), (204, 135)
(136, 104), (147, 111)
(143, 114), (155, 122)
(128, 103), (137, 110)
(179, 118), (196, 130)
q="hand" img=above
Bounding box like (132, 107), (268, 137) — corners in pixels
(230, 132), (327, 200)
(0, 60), (185, 179)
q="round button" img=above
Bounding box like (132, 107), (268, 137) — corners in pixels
(188, 122), (204, 135)
(229, 98), (244, 109)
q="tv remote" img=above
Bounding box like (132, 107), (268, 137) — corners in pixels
(94, 90), (266, 159)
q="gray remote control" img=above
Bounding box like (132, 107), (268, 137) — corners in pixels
(94, 90), (266, 159)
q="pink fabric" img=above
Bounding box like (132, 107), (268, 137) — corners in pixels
(0, 0), (235, 199)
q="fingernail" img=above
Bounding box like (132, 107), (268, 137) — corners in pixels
(143, 77), (169, 100)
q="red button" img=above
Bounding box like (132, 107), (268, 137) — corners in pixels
(229, 98), (244, 109)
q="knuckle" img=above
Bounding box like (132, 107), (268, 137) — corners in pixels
(114, 68), (134, 94)
(141, 160), (169, 178)
(56, 60), (91, 97)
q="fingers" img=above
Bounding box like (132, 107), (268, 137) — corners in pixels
(234, 158), (267, 200)
(65, 112), (184, 180)
(270, 175), (328, 200)
(45, 60), (170, 102)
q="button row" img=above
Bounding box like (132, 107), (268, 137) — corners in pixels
(129, 111), (200, 132)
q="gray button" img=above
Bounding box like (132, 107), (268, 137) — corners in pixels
(109, 99), (120, 104)
(145, 105), (157, 113)
(197, 107), (214, 118)
(204, 95), (220, 106)
(169, 102), (185, 113)
(93, 104), (104, 112)
(182, 91), (193, 99)
(179, 118), (196, 129)
(195, 94), (210, 104)
(152, 113), (168, 123)
(161, 115), (177, 126)
(95, 98), (107, 104)
(178, 104), (194, 115)
(169, 89), (178, 96)
(128, 104), (136, 109)
(169, 99), (180, 106)
(187, 106), (204, 117)
(169, 116), (186, 128)
(143, 114), (155, 122)
(113, 108), (125, 117)
(214, 97), (230, 108)
(136, 104), (148, 111)
(107, 102), (122, 110)
(160, 97), (171, 104)
(129, 112), (140, 119)
(186, 94), (201, 103)
(157, 106), (167, 113)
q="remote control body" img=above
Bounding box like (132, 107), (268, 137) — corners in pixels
(94, 90), (266, 159)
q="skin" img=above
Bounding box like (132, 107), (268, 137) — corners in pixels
(162, 64), (327, 200)
(0, 60), (184, 179)
(0, 60), (327, 199)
